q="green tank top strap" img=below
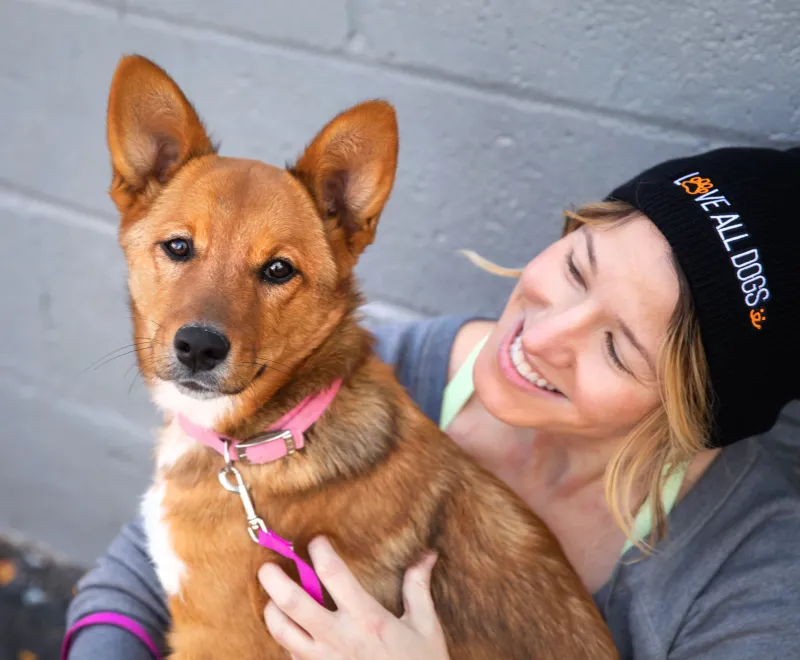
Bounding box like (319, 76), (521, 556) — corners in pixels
(440, 334), (488, 432)
(439, 332), (688, 558)
(619, 463), (687, 557)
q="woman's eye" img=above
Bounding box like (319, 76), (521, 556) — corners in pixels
(567, 252), (586, 288)
(162, 238), (193, 261)
(605, 332), (627, 373)
(261, 259), (296, 284)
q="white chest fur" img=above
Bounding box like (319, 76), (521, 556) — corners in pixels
(142, 381), (235, 597)
(141, 481), (186, 597)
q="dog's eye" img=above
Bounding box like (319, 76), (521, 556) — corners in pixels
(261, 259), (296, 283)
(162, 238), (193, 261)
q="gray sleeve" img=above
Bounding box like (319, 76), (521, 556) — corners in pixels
(668, 513), (800, 659)
(368, 315), (477, 424)
(65, 518), (168, 659)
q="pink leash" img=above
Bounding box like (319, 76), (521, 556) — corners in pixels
(61, 612), (161, 660)
(257, 528), (324, 605)
(62, 380), (341, 657)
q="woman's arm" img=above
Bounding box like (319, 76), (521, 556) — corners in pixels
(65, 518), (169, 658)
(668, 514), (800, 659)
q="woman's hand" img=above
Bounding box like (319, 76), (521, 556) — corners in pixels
(258, 536), (450, 660)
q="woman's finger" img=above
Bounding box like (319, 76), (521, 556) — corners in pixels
(259, 563), (334, 639)
(401, 553), (439, 633)
(307, 536), (381, 618)
(264, 601), (318, 659)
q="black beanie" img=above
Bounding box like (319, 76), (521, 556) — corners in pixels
(608, 146), (800, 447)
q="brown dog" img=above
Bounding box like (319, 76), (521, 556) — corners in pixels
(106, 54), (617, 659)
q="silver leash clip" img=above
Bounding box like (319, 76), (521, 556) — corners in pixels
(218, 440), (268, 544)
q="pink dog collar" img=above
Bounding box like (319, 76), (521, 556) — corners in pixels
(177, 379), (342, 464)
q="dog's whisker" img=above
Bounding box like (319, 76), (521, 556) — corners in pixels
(84, 341), (155, 371)
(123, 359), (144, 381)
(127, 371), (146, 397)
(252, 355), (294, 372)
(129, 309), (164, 330)
(86, 344), (156, 373)
(91, 349), (146, 372)
(137, 354), (168, 373)
(238, 361), (292, 377)
(132, 336), (168, 347)
(100, 347), (171, 375)
(124, 365), (140, 393)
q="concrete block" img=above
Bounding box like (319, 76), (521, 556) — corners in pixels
(357, 0), (800, 139)
(126, 0), (350, 50)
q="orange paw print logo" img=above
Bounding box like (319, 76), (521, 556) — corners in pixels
(0, 559), (16, 585)
(749, 308), (766, 330)
(681, 176), (714, 195)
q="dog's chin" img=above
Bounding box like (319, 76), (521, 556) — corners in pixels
(175, 380), (222, 401)
(151, 379), (235, 428)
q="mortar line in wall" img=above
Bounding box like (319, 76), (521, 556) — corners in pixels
(20, 0), (799, 147)
(0, 368), (153, 445)
(19, 0), (119, 20)
(0, 180), (117, 238)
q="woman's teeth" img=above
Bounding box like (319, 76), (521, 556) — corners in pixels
(510, 334), (560, 393)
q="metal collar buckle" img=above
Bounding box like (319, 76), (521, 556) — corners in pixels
(230, 429), (296, 463)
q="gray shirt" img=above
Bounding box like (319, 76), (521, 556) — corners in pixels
(66, 316), (800, 659)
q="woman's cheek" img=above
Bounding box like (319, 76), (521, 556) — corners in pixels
(600, 387), (660, 436)
(571, 376), (644, 437)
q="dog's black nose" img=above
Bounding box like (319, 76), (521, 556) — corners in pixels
(173, 325), (230, 372)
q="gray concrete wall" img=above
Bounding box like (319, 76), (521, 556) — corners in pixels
(1, 0), (799, 563)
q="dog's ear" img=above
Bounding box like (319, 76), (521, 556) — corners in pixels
(290, 100), (399, 271)
(106, 54), (216, 217)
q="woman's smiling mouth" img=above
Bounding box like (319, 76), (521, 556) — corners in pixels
(497, 323), (566, 398)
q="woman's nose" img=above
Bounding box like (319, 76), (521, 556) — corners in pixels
(521, 302), (598, 367)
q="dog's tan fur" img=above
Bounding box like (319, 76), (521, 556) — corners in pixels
(107, 54), (617, 659)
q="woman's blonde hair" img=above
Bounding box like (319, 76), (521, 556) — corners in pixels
(462, 200), (711, 552)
